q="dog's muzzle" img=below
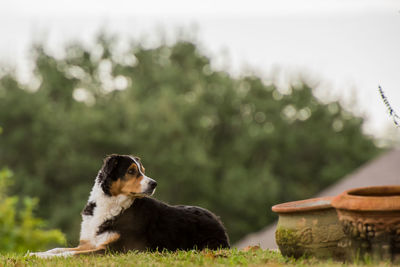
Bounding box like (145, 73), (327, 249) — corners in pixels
(141, 176), (157, 195)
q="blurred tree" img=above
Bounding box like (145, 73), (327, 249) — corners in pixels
(0, 35), (381, 244)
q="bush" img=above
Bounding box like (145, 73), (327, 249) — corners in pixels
(0, 168), (65, 253)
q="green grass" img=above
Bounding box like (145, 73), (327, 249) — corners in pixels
(0, 249), (394, 267)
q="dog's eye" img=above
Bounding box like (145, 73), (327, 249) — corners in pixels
(127, 169), (136, 175)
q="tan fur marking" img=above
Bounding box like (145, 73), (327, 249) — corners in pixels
(72, 233), (121, 256)
(109, 163), (144, 196)
(110, 179), (123, 196)
(77, 240), (94, 250)
(128, 163), (138, 173)
(71, 247), (105, 255)
(59, 240), (94, 252)
(130, 162), (145, 174)
(120, 176), (143, 195)
(100, 233), (121, 246)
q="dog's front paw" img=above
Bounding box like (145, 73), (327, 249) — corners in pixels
(28, 251), (75, 258)
(42, 248), (66, 254)
(28, 252), (50, 258)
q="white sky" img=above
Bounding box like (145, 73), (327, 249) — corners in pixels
(0, 0), (399, 138)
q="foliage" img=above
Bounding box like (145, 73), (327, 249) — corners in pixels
(0, 168), (65, 253)
(0, 34), (381, 244)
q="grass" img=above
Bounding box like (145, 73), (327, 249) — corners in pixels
(0, 248), (395, 267)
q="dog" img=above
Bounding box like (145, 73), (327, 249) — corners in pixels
(30, 154), (229, 257)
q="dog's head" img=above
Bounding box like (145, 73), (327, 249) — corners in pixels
(97, 154), (157, 197)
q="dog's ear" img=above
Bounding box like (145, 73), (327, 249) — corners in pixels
(98, 154), (122, 196)
(101, 154), (121, 179)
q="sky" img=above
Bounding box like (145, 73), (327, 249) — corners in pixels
(0, 0), (399, 138)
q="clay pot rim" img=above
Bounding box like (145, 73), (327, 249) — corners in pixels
(332, 185), (400, 211)
(271, 196), (333, 214)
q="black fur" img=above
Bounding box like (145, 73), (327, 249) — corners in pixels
(97, 219), (114, 235)
(82, 201), (96, 216)
(99, 197), (230, 252)
(94, 154), (230, 251)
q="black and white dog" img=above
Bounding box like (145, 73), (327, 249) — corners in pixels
(30, 154), (229, 257)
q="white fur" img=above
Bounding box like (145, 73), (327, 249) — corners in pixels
(140, 175), (155, 192)
(79, 172), (134, 247)
(29, 250), (75, 258)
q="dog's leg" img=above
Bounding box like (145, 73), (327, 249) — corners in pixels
(31, 247), (106, 258)
(40, 247), (81, 254)
(67, 247), (106, 256)
(30, 234), (120, 258)
(72, 233), (120, 256)
(29, 240), (94, 257)
(66, 233), (120, 257)
(29, 248), (78, 257)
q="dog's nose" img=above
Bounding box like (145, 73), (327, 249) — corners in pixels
(149, 180), (157, 189)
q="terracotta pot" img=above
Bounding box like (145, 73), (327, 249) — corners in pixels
(332, 185), (400, 262)
(272, 197), (346, 259)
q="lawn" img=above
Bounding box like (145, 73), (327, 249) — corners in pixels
(0, 248), (393, 267)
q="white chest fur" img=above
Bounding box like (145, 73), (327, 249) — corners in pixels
(79, 182), (134, 247)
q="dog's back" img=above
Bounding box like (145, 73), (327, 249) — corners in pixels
(100, 197), (230, 252)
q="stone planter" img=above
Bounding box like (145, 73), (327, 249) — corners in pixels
(332, 186), (400, 262)
(272, 197), (346, 259)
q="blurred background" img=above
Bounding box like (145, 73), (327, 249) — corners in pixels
(0, 0), (399, 252)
